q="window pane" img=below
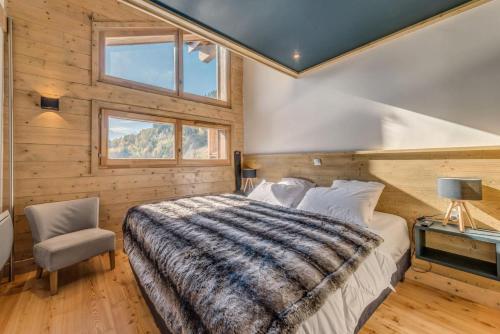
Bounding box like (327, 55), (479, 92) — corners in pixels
(183, 34), (228, 101)
(108, 117), (175, 159)
(182, 125), (228, 160)
(105, 33), (176, 90)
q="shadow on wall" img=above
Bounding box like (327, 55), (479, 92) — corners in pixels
(307, 1), (500, 137)
(270, 106), (385, 153)
(370, 173), (500, 232)
(363, 150), (500, 232)
(474, 185), (500, 231)
(243, 1), (500, 154)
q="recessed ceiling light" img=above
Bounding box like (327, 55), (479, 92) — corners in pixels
(292, 51), (301, 61)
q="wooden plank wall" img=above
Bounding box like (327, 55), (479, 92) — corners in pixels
(1, 1), (8, 215)
(244, 148), (500, 292)
(7, 0), (243, 269)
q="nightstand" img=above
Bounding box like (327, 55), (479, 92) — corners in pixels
(414, 218), (500, 281)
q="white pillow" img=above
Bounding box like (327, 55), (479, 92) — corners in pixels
(297, 182), (385, 226)
(331, 179), (382, 190)
(278, 178), (316, 207)
(248, 180), (307, 208)
(331, 180), (384, 217)
(279, 177), (316, 188)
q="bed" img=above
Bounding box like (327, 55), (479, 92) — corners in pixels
(123, 194), (410, 334)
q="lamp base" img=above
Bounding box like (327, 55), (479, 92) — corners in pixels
(242, 178), (255, 193)
(443, 200), (477, 232)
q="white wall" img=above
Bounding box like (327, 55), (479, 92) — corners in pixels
(244, 1), (500, 154)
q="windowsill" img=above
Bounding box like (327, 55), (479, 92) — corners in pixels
(99, 166), (232, 171)
(178, 160), (232, 167)
(99, 160), (232, 169)
(97, 78), (232, 109)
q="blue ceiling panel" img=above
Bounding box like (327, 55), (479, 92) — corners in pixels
(151, 0), (473, 72)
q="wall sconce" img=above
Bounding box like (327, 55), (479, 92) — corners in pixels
(40, 96), (60, 111)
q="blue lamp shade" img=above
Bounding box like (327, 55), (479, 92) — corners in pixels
(242, 168), (257, 179)
(437, 177), (482, 201)
(40, 96), (60, 111)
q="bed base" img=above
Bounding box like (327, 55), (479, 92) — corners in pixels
(131, 249), (411, 334)
(354, 249), (411, 333)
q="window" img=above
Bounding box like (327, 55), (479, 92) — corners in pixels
(100, 110), (177, 167)
(182, 33), (229, 102)
(96, 25), (230, 106)
(99, 109), (231, 168)
(181, 121), (229, 163)
(102, 30), (177, 92)
(107, 116), (176, 160)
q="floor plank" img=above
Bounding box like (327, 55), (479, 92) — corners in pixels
(0, 252), (159, 334)
(360, 280), (500, 334)
(1, 252), (499, 334)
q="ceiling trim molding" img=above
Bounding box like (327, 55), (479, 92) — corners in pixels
(119, 0), (489, 79)
(298, 0), (491, 77)
(117, 0), (300, 78)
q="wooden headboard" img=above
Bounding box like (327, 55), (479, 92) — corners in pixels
(244, 146), (500, 292)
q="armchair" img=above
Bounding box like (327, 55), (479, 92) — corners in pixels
(25, 197), (115, 295)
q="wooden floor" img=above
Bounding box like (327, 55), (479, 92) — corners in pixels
(1, 252), (499, 334)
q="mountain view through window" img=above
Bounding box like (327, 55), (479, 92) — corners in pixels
(108, 117), (175, 159)
(182, 125), (228, 160)
(107, 117), (219, 160)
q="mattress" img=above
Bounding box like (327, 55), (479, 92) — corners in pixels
(369, 211), (411, 262)
(297, 211), (410, 334)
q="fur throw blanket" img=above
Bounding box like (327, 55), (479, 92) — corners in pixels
(123, 194), (382, 334)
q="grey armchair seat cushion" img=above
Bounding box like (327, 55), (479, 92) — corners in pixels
(33, 228), (115, 272)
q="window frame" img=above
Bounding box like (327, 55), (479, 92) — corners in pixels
(94, 24), (231, 108)
(98, 108), (232, 169)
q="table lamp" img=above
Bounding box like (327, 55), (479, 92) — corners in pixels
(437, 177), (482, 232)
(242, 168), (257, 192)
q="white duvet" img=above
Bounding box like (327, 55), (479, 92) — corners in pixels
(298, 212), (410, 334)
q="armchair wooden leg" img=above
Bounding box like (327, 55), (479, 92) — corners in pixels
(109, 250), (115, 270)
(36, 266), (43, 279)
(50, 271), (58, 295)
(35, 266), (43, 279)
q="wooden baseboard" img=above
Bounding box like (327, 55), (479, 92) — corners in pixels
(9, 258), (36, 276)
(405, 269), (500, 310)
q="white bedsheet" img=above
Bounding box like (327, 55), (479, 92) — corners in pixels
(368, 211), (411, 262)
(297, 212), (410, 334)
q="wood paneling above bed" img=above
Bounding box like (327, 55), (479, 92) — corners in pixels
(244, 147), (500, 292)
(7, 0), (243, 268)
